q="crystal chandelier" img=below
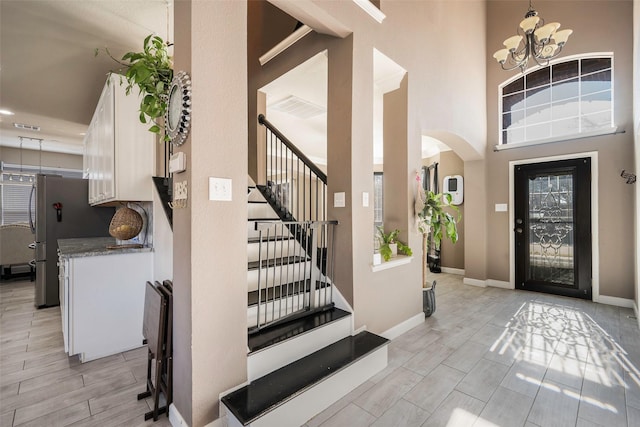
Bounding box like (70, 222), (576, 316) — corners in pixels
(493, 1), (573, 72)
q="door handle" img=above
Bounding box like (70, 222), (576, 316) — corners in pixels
(514, 227), (523, 234)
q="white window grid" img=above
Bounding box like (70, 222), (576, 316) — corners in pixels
(498, 54), (614, 145)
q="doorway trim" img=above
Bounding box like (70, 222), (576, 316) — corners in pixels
(508, 151), (600, 302)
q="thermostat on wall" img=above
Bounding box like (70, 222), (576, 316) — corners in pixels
(443, 175), (463, 205)
(169, 152), (186, 174)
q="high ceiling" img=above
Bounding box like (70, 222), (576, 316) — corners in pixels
(0, 0), (449, 162)
(0, 0), (172, 155)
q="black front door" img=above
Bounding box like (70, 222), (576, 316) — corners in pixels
(514, 158), (592, 299)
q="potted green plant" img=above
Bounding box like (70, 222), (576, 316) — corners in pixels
(415, 181), (460, 317)
(376, 226), (413, 262)
(95, 35), (173, 139)
(417, 192), (459, 251)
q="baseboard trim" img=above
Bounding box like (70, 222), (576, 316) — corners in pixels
(486, 279), (512, 289)
(440, 267), (465, 275)
(353, 325), (367, 335)
(596, 295), (635, 308)
(381, 312), (424, 340)
(205, 416), (229, 427)
(635, 302), (640, 330)
(170, 403), (189, 427)
(463, 278), (487, 288)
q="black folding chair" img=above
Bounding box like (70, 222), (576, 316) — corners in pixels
(137, 281), (169, 421)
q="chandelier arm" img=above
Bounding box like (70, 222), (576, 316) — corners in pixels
(531, 38), (549, 58)
(531, 54), (550, 68)
(550, 44), (565, 59)
(494, 6), (568, 74)
(500, 61), (525, 72)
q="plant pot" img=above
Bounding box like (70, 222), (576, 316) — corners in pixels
(423, 281), (437, 317)
(389, 243), (398, 258)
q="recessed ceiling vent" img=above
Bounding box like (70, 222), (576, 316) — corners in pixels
(269, 95), (326, 119)
(13, 123), (41, 132)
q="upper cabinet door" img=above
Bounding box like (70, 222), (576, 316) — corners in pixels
(84, 75), (155, 206)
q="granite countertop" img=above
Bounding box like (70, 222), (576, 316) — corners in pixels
(58, 237), (153, 258)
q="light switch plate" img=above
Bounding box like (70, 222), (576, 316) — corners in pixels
(334, 192), (345, 208)
(362, 192), (369, 207)
(209, 177), (232, 201)
(495, 203), (508, 212)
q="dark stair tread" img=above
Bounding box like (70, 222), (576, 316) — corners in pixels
(248, 200), (268, 204)
(222, 331), (388, 425)
(247, 256), (308, 270)
(255, 185), (297, 222)
(247, 235), (294, 244)
(247, 280), (330, 308)
(248, 306), (348, 352)
(248, 217), (281, 222)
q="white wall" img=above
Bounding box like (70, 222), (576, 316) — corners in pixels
(152, 189), (173, 282)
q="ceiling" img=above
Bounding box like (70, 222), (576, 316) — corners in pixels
(0, 0), (172, 155)
(0, 0), (449, 162)
(261, 48), (449, 165)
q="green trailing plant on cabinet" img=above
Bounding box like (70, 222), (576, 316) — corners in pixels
(376, 226), (413, 262)
(95, 34), (173, 139)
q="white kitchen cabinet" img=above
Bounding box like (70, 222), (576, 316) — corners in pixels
(85, 74), (155, 205)
(59, 250), (152, 362)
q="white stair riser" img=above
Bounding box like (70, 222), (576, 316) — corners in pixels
(248, 202), (280, 219)
(247, 286), (335, 326)
(247, 261), (311, 292)
(228, 344), (388, 427)
(247, 240), (305, 263)
(247, 296), (307, 329)
(248, 189), (265, 203)
(247, 222), (291, 239)
(247, 312), (351, 381)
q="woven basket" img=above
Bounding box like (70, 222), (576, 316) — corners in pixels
(109, 207), (143, 240)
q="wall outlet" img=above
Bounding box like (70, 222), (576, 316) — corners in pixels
(175, 181), (188, 201)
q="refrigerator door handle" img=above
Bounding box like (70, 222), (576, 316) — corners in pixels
(29, 184), (36, 233)
(35, 242), (46, 262)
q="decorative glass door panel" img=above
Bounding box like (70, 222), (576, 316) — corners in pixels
(515, 158), (591, 299)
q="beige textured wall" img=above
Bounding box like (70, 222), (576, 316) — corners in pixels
(486, 1), (635, 298)
(634, 0), (639, 306)
(464, 160), (488, 281)
(171, 0), (192, 423)
(383, 77), (409, 244)
(0, 147), (82, 170)
(247, 0), (486, 333)
(172, 1), (248, 425)
(248, 2), (306, 184)
(326, 0), (486, 333)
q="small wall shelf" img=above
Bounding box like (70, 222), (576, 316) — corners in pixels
(371, 255), (413, 273)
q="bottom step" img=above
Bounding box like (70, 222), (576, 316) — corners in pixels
(222, 331), (388, 427)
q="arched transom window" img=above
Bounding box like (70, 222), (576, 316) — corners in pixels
(500, 55), (613, 145)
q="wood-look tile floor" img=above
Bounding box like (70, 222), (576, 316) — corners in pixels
(305, 273), (640, 427)
(4, 275), (640, 427)
(0, 279), (171, 427)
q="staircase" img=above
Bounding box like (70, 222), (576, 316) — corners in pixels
(220, 117), (389, 427)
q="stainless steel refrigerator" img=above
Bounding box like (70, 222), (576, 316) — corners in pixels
(29, 174), (114, 307)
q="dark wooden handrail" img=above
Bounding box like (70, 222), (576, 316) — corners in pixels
(258, 114), (327, 184)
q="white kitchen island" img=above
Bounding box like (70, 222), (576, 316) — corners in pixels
(58, 237), (153, 362)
